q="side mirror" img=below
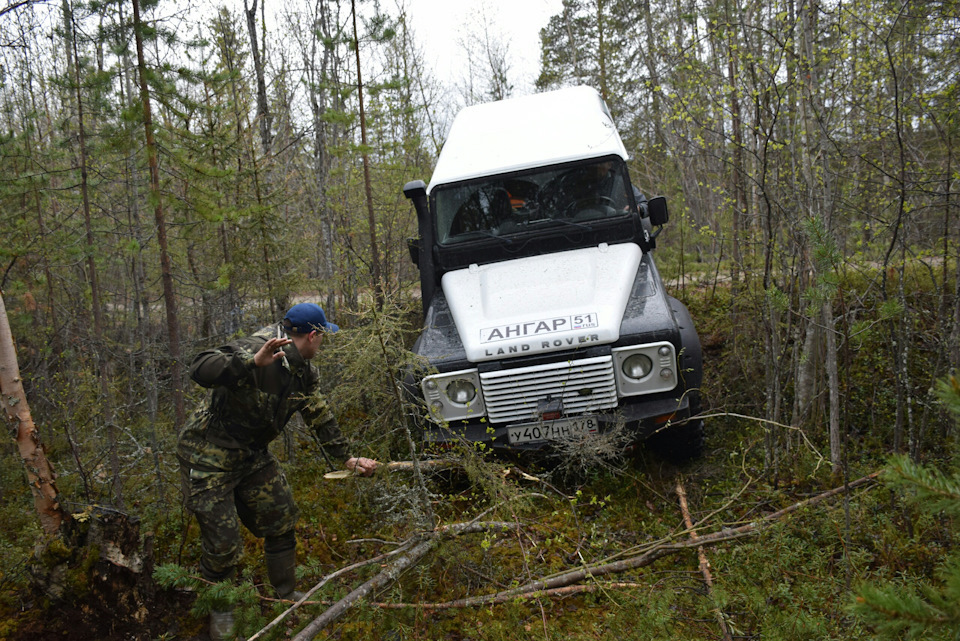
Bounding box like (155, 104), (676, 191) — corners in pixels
(648, 196), (668, 227)
(407, 237), (420, 267)
(403, 179), (427, 201)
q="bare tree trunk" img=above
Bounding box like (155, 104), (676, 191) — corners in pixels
(132, 0), (185, 426)
(792, 315), (818, 431)
(797, 0), (843, 472)
(302, 0), (338, 316)
(880, 27), (914, 456)
(117, 3), (163, 503)
(595, 0), (608, 102)
(763, 298), (782, 473)
(243, 0), (283, 316)
(67, 1), (123, 508)
(244, 0), (272, 155)
(641, 0), (662, 148)
(1, 291), (69, 535)
(725, 0), (746, 291)
(351, 0), (384, 309)
(952, 181), (960, 374)
(824, 301), (841, 475)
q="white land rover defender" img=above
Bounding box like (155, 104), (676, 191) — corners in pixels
(403, 86), (704, 460)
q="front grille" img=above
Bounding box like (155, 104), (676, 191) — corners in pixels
(479, 355), (618, 423)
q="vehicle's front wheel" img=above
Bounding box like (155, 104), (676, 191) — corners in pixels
(646, 419), (705, 463)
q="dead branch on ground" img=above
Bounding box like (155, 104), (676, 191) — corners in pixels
(266, 472), (879, 638)
(247, 540), (418, 641)
(676, 479), (734, 641)
(472, 471), (881, 605)
(251, 521), (516, 641)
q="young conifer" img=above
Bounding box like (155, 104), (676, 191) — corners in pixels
(851, 375), (960, 638)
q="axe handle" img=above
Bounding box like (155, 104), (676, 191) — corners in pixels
(384, 460), (457, 472)
(324, 459), (457, 479)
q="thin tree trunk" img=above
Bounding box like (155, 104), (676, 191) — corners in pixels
(68, 1), (122, 508)
(313, 0), (339, 317)
(132, 0), (185, 426)
(244, 0), (272, 155)
(880, 31), (913, 455)
(595, 0), (608, 103)
(351, 0), (384, 309)
(118, 4), (163, 503)
(243, 0), (282, 316)
(642, 0), (662, 149)
(725, 0), (745, 290)
(1, 291), (69, 535)
(824, 301), (841, 475)
(792, 316), (818, 431)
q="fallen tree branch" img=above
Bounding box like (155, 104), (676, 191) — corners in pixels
(282, 472), (880, 636)
(354, 471), (883, 612)
(290, 521), (517, 641)
(366, 582), (648, 610)
(247, 539), (418, 641)
(292, 538), (436, 641)
(249, 582), (652, 611)
(677, 479), (733, 641)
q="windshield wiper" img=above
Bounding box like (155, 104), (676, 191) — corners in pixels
(451, 229), (514, 245)
(527, 217), (593, 231)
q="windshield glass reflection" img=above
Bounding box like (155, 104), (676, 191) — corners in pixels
(434, 158), (632, 245)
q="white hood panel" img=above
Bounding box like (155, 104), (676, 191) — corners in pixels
(442, 243), (642, 362)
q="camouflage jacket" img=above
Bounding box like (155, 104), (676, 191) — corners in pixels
(178, 324), (349, 465)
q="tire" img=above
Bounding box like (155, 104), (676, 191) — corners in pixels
(646, 419), (705, 463)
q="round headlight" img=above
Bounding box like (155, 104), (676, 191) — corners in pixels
(622, 353), (653, 380)
(424, 379), (438, 391)
(658, 345), (671, 357)
(445, 379), (477, 405)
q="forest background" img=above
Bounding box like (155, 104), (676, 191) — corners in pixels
(1, 0), (960, 639)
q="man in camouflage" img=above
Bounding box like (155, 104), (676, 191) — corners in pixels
(178, 303), (376, 640)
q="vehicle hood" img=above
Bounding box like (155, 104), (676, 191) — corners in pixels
(441, 243), (642, 362)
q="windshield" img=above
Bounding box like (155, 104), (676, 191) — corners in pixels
(434, 157), (632, 245)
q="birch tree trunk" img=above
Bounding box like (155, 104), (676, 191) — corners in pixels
(1, 291), (68, 536)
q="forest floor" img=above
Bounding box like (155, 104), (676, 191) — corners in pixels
(1, 276), (955, 640)
(1, 420), (904, 641)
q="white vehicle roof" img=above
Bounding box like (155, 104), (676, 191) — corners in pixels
(427, 86), (629, 194)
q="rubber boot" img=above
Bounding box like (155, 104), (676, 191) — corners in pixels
(201, 563), (240, 640)
(265, 547), (305, 602)
(209, 609), (237, 641)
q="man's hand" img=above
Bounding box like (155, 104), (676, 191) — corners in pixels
(254, 336), (292, 367)
(345, 457), (378, 477)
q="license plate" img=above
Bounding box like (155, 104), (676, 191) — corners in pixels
(507, 416), (599, 444)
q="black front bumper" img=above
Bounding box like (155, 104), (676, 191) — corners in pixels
(421, 392), (698, 452)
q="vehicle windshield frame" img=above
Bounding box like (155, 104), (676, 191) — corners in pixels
(432, 156), (633, 246)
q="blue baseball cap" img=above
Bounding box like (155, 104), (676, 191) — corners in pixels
(283, 303), (339, 333)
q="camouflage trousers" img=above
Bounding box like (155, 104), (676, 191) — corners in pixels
(179, 437), (299, 580)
